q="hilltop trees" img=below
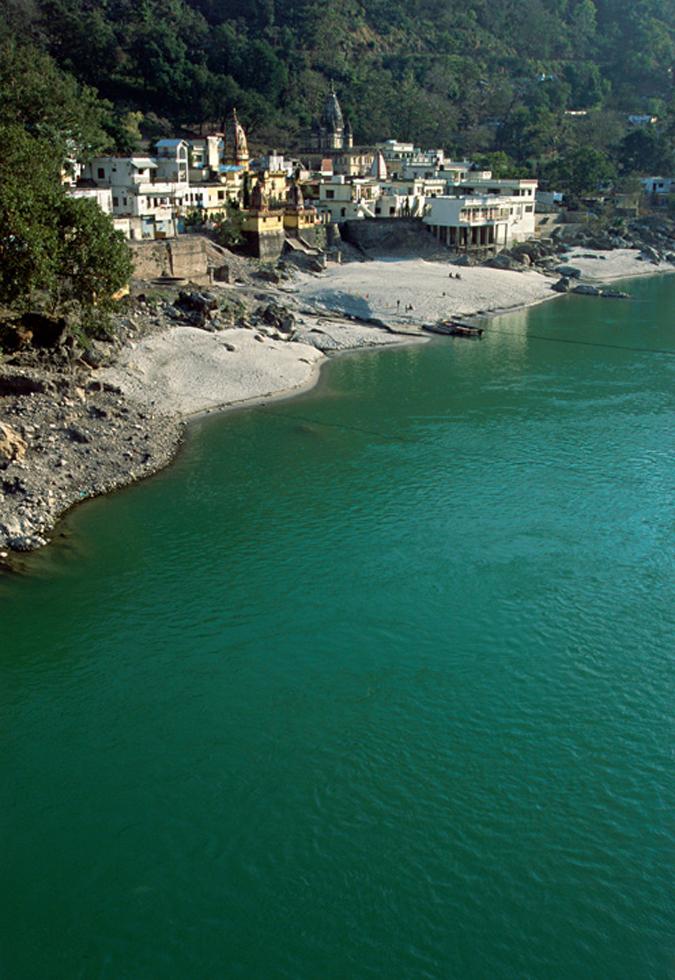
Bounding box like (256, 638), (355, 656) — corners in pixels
(2, 0), (673, 161)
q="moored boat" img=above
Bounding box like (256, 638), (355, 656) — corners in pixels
(423, 320), (484, 338)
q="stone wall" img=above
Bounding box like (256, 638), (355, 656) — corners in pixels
(339, 218), (438, 255)
(129, 237), (209, 280)
(242, 229), (286, 260)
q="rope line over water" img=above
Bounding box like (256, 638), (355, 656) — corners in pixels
(483, 326), (675, 356)
(253, 324), (674, 441)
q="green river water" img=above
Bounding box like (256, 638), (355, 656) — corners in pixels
(1, 274), (674, 979)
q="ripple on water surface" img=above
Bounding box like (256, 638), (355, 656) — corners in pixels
(1, 275), (674, 979)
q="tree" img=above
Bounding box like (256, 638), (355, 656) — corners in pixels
(0, 39), (112, 158)
(471, 151), (526, 178)
(0, 124), (132, 328)
(542, 146), (616, 197)
(53, 197), (133, 314)
(211, 205), (245, 247)
(618, 128), (675, 176)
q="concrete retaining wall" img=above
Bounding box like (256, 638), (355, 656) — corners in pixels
(129, 237), (209, 279)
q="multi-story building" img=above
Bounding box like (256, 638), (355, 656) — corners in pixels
(81, 155), (189, 239)
(317, 176), (382, 221)
(423, 195), (529, 251)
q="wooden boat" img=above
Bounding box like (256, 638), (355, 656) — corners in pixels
(423, 320), (484, 338)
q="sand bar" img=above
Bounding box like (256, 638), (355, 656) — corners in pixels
(294, 258), (556, 326)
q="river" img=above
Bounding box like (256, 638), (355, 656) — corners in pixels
(1, 274), (673, 979)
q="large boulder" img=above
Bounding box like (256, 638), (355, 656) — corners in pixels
(483, 253), (527, 271)
(511, 241), (543, 263)
(639, 246), (661, 264)
(258, 303), (296, 334)
(509, 248), (531, 266)
(0, 422), (27, 467)
(556, 264), (582, 278)
(175, 290), (218, 315)
(552, 277), (571, 293)
(572, 283), (602, 296)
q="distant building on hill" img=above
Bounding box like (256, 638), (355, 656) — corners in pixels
(314, 85), (353, 152)
(641, 176), (673, 199)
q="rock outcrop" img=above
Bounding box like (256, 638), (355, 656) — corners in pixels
(0, 422), (27, 466)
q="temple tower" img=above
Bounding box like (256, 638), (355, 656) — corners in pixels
(225, 109), (249, 167)
(319, 85), (345, 151)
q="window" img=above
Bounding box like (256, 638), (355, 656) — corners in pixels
(525, 205), (533, 212)
(389, 206), (396, 215)
(97, 168), (105, 179)
(112, 196), (119, 207)
(326, 189), (335, 199)
(218, 191), (224, 200)
(123, 197), (127, 206)
(341, 207), (346, 217)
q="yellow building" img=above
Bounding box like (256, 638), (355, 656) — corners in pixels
(241, 210), (285, 259)
(283, 208), (321, 236)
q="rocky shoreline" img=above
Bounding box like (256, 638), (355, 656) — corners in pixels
(2, 222), (673, 567)
(0, 253), (419, 565)
(0, 354), (182, 557)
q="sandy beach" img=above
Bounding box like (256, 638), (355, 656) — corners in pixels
(560, 247), (675, 281)
(103, 258), (560, 420)
(102, 320), (419, 418)
(294, 258), (556, 326)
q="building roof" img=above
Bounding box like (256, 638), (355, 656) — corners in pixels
(219, 164), (243, 173)
(156, 139), (187, 148)
(131, 158), (158, 169)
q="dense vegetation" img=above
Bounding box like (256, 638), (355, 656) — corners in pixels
(1, 0), (674, 188)
(0, 41), (132, 330)
(3, 1), (675, 143)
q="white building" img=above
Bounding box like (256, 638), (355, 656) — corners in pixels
(155, 139), (190, 183)
(447, 177), (538, 243)
(424, 197), (511, 250)
(66, 186), (113, 214)
(318, 175), (381, 221)
(423, 195), (533, 251)
(82, 155), (189, 239)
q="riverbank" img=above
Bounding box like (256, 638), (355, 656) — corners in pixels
(559, 247), (675, 282)
(1, 247), (672, 560)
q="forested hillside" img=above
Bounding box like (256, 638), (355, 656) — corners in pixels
(2, 0), (674, 176)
